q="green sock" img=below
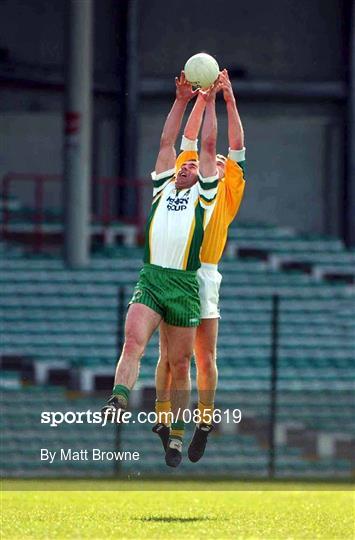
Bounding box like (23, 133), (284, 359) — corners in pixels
(171, 420), (184, 440)
(112, 384), (130, 404)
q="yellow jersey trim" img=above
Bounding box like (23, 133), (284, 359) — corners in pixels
(182, 199), (199, 269)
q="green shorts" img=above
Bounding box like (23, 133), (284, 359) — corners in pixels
(129, 263), (200, 327)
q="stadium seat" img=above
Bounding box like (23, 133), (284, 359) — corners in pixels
(1, 230), (354, 478)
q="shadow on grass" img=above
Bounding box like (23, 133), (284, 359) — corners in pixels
(137, 517), (215, 523)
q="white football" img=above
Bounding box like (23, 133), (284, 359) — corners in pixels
(184, 53), (220, 89)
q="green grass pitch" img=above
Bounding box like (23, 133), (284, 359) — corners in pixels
(1, 480), (354, 539)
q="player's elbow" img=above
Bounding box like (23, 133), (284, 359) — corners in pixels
(159, 134), (174, 150)
(201, 137), (216, 155)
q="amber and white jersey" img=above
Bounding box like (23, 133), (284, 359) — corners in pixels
(143, 158), (218, 271)
(201, 150), (246, 264)
(173, 145), (246, 265)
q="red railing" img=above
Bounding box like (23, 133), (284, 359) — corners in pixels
(1, 173), (149, 251)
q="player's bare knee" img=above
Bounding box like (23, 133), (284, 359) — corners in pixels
(158, 350), (168, 367)
(197, 350), (216, 373)
(174, 363), (190, 380)
(123, 334), (145, 359)
(170, 356), (190, 379)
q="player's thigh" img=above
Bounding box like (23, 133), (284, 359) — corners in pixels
(164, 324), (196, 362)
(195, 318), (219, 362)
(125, 303), (162, 347)
(158, 321), (169, 365)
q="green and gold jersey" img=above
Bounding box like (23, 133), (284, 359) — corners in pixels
(144, 155), (218, 271)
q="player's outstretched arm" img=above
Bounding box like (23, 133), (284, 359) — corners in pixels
(199, 81), (220, 177)
(181, 92), (206, 149)
(155, 72), (198, 175)
(220, 69), (244, 151)
(219, 69), (246, 224)
(197, 80), (220, 209)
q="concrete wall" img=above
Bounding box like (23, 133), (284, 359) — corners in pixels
(1, 0), (345, 79)
(139, 0), (347, 81)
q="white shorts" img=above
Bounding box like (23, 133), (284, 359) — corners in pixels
(197, 263), (222, 319)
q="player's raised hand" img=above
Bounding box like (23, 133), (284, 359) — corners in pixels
(175, 71), (199, 102)
(199, 76), (222, 103)
(219, 69), (235, 104)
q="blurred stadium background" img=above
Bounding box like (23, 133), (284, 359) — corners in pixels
(0, 0), (354, 482)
